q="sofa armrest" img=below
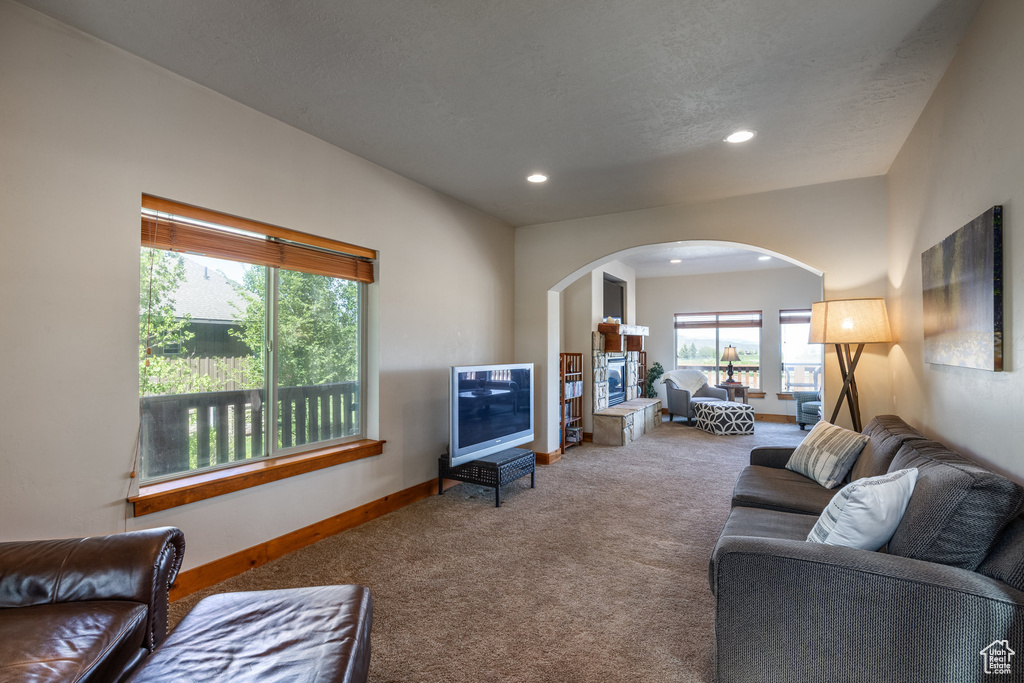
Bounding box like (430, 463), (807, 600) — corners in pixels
(0, 526), (185, 650)
(663, 382), (692, 415)
(792, 390), (820, 407)
(749, 446), (795, 468)
(712, 536), (1024, 682)
(698, 385), (728, 401)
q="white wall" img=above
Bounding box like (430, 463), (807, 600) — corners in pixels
(560, 261), (637, 433)
(0, 3), (514, 569)
(636, 267), (823, 417)
(516, 177), (890, 455)
(887, 0), (1024, 479)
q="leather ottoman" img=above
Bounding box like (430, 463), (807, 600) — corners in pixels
(129, 585), (372, 683)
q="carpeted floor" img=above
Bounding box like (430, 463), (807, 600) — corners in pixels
(169, 419), (806, 682)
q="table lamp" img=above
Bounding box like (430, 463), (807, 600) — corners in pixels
(720, 345), (741, 384)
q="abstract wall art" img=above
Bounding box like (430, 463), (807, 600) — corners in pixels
(921, 205), (1003, 371)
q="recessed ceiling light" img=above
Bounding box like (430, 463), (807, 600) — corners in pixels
(724, 130), (757, 144)
(670, 259), (682, 264)
(758, 255), (771, 261)
(526, 173), (548, 183)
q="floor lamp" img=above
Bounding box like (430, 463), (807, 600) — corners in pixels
(809, 298), (892, 433)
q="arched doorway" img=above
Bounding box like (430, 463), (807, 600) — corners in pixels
(542, 241), (823, 454)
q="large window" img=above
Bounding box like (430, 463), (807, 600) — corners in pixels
(674, 311), (762, 388)
(780, 309), (823, 392)
(139, 197), (374, 482)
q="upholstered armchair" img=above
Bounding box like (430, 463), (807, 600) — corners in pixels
(662, 369), (728, 424)
(793, 390), (822, 430)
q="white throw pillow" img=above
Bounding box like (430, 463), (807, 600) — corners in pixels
(785, 421), (869, 489)
(661, 369), (707, 395)
(807, 468), (919, 550)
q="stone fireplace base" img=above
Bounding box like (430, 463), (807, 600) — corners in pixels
(593, 398), (663, 446)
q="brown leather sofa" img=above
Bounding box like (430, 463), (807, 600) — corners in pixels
(0, 526), (185, 683)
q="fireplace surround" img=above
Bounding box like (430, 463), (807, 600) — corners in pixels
(607, 356), (626, 406)
(592, 332), (641, 413)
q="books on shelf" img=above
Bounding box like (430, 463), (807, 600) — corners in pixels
(563, 380), (583, 399)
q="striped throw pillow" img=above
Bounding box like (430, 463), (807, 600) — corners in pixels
(786, 421), (869, 489)
(807, 468), (919, 550)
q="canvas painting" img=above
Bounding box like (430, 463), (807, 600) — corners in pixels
(921, 206), (1003, 371)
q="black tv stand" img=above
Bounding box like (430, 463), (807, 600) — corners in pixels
(438, 448), (535, 507)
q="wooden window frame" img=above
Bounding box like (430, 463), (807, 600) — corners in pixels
(136, 196), (378, 510)
(129, 439), (384, 516)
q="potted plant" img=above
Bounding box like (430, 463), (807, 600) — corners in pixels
(645, 361), (665, 399)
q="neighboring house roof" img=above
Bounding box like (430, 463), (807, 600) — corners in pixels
(172, 257), (249, 323)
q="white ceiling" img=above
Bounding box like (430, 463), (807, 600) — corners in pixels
(618, 243), (801, 279)
(16, 0), (981, 227)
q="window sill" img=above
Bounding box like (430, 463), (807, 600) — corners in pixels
(777, 393), (795, 400)
(129, 439), (385, 516)
(747, 391), (766, 399)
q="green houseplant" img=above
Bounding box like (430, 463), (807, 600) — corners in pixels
(645, 361), (665, 398)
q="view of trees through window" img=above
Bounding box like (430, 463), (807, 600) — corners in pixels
(674, 312), (762, 388)
(139, 246), (362, 480)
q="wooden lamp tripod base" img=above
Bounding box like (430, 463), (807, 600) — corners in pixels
(829, 343), (865, 433)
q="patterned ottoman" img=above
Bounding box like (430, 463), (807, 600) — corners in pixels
(693, 400), (755, 435)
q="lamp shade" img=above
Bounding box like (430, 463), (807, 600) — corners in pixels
(720, 345), (740, 362)
(809, 298), (893, 344)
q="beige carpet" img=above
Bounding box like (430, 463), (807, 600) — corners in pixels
(169, 419), (806, 682)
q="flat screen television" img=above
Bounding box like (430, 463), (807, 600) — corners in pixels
(448, 363), (534, 467)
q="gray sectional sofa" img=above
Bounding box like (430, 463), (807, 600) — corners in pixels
(711, 415), (1024, 683)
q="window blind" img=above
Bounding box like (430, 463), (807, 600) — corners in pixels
(779, 309), (812, 324)
(140, 195), (375, 284)
(674, 311), (762, 329)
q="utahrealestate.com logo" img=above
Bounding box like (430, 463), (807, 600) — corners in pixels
(980, 640), (1015, 675)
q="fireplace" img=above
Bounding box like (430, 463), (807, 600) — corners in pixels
(607, 356), (626, 406)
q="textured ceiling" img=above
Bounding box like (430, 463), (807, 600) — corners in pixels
(16, 0), (982, 226)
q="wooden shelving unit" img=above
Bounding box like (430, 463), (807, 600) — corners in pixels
(559, 352), (584, 453)
(639, 351), (648, 398)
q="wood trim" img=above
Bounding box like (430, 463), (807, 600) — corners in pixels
(141, 215), (374, 283)
(143, 195), (377, 261)
(755, 413), (795, 424)
(170, 476), (443, 600)
(536, 450), (562, 466)
(747, 391), (766, 399)
(777, 393), (796, 400)
(583, 432), (593, 442)
(130, 439), (385, 516)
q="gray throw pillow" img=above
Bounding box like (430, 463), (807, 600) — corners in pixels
(786, 421), (869, 489)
